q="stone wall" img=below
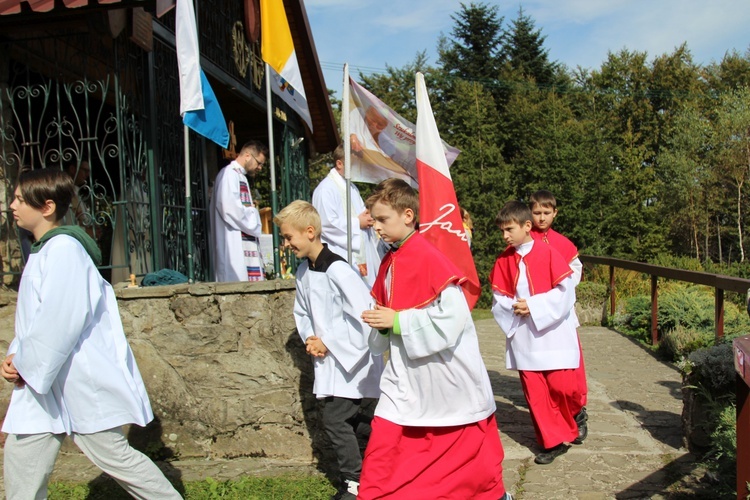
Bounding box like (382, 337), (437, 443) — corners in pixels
(0, 280), (329, 463)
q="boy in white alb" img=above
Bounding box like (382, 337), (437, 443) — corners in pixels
(490, 201), (582, 465)
(274, 200), (383, 500)
(360, 179), (510, 500)
(1, 168), (181, 499)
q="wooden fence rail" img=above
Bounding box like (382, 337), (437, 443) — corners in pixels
(580, 255), (750, 499)
(580, 255), (750, 343)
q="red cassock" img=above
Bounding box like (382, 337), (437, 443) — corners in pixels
(490, 242), (581, 449)
(531, 227), (588, 408)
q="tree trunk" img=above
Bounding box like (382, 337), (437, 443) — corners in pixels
(738, 180), (745, 262)
(716, 216), (722, 264)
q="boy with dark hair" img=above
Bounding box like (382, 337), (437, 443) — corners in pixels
(359, 178), (510, 500)
(490, 200), (582, 465)
(274, 200), (382, 500)
(528, 190), (588, 443)
(1, 168), (181, 499)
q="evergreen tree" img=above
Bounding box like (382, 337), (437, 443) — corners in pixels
(501, 7), (559, 89)
(441, 79), (509, 306)
(705, 50), (750, 92)
(437, 2), (504, 83)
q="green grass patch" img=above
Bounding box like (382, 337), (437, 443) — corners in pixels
(49, 475), (336, 499)
(471, 308), (494, 321)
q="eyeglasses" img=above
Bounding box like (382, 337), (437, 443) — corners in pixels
(249, 152), (266, 167)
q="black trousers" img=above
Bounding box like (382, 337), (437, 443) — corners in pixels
(321, 396), (372, 483)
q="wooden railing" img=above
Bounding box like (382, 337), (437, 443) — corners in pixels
(580, 255), (750, 343)
(580, 255), (750, 499)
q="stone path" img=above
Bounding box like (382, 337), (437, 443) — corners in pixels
(0, 321), (696, 499)
(479, 321), (694, 499)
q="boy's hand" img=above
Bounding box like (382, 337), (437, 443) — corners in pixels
(362, 305), (396, 330)
(305, 336), (328, 358)
(1, 355), (24, 388)
(513, 298), (530, 317)
(358, 210), (374, 230)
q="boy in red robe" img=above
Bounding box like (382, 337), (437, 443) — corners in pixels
(529, 190), (588, 444)
(360, 179), (510, 500)
(490, 201), (582, 465)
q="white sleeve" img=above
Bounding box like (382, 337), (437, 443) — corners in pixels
(525, 276), (576, 331)
(325, 264), (374, 373)
(214, 170), (262, 237)
(293, 280), (314, 343)
(491, 290), (518, 338)
(570, 257), (583, 287)
(12, 242), (100, 394)
(313, 184), (362, 253)
(397, 285), (469, 360)
(7, 338), (18, 355)
(368, 327), (390, 356)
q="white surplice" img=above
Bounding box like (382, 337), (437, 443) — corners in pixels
(368, 284), (496, 427)
(3, 235), (153, 435)
(210, 161), (263, 282)
(491, 241), (580, 371)
(293, 259), (383, 399)
(312, 169), (383, 287)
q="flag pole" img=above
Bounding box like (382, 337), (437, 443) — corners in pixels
(265, 62), (280, 277)
(184, 124), (194, 283)
(342, 63), (352, 264)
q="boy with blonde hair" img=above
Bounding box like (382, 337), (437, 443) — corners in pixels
(490, 200), (582, 465)
(359, 179), (510, 500)
(274, 200), (382, 500)
(1, 168), (181, 499)
(529, 190), (588, 443)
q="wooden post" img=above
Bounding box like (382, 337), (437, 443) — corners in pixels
(738, 375), (750, 500)
(651, 275), (658, 345)
(715, 288), (725, 339)
(734, 336), (750, 499)
(609, 265), (615, 316)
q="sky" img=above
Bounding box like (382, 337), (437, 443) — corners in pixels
(305, 0), (750, 98)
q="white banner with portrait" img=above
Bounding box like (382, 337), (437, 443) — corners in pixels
(347, 77), (460, 186)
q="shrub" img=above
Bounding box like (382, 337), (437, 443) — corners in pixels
(610, 282), (750, 358)
(576, 281), (608, 308)
(687, 343), (735, 393)
(656, 285), (715, 335)
(609, 295), (652, 343)
(681, 343), (737, 497)
(659, 325), (713, 362)
(651, 254), (705, 272)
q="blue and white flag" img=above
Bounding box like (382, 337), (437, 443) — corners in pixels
(176, 0), (229, 148)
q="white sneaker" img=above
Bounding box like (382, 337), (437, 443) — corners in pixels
(345, 480), (359, 496)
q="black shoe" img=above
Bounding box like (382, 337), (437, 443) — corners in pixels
(499, 493), (514, 500)
(534, 443), (569, 464)
(573, 407), (588, 445)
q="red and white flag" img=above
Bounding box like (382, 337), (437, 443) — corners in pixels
(415, 72), (481, 309)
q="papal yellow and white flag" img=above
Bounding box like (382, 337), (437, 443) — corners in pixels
(260, 0), (312, 131)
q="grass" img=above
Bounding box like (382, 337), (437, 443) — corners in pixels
(49, 475), (337, 499)
(471, 308), (494, 321)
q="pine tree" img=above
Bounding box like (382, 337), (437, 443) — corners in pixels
(437, 2), (503, 83)
(501, 7), (559, 89)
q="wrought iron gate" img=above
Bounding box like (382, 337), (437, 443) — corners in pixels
(0, 33), (154, 284)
